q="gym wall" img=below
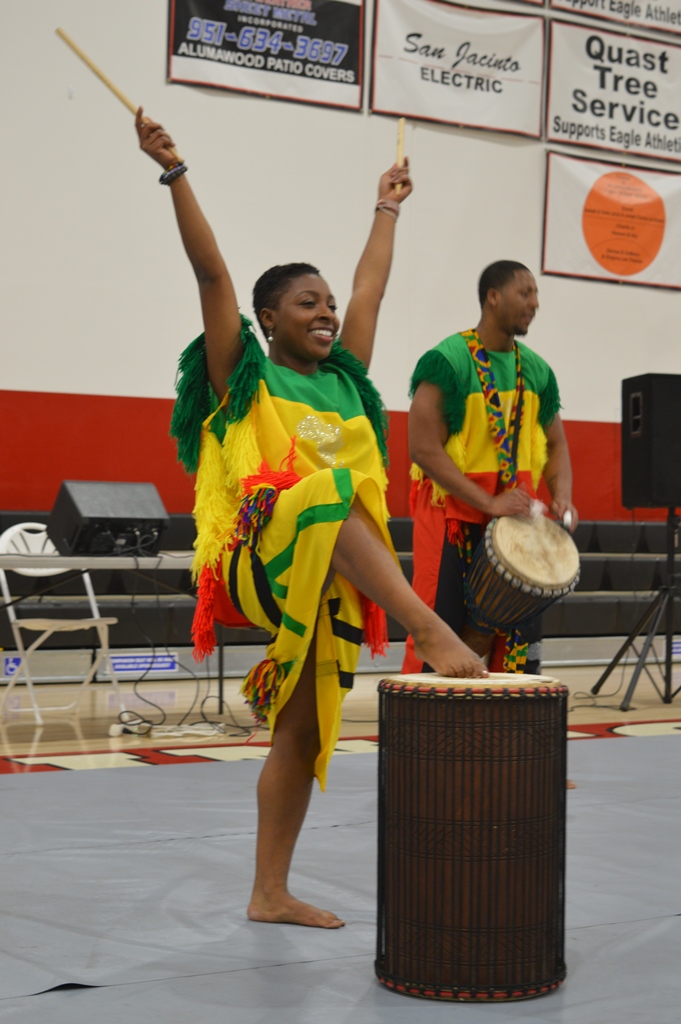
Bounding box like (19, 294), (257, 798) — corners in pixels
(1, 0), (677, 520)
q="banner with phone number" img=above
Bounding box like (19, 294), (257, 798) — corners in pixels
(168, 0), (364, 110)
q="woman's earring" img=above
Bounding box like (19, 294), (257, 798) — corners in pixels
(267, 329), (273, 343)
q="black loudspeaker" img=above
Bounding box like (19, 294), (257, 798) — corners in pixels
(621, 374), (681, 509)
(47, 481), (169, 556)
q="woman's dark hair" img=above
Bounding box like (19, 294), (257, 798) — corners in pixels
(477, 261), (530, 308)
(252, 262), (321, 336)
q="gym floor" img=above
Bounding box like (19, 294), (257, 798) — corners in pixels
(0, 719), (678, 1023)
(0, 661), (680, 770)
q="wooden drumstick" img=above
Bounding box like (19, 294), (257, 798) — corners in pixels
(395, 117), (405, 195)
(55, 27), (183, 162)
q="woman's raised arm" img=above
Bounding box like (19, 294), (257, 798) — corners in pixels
(339, 159), (412, 369)
(136, 108), (242, 399)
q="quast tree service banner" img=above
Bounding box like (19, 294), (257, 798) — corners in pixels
(542, 151), (681, 289)
(547, 22), (681, 162)
(371, 0), (544, 138)
(168, 0), (363, 110)
(550, 0), (681, 38)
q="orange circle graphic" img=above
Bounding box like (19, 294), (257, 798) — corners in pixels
(582, 172), (665, 277)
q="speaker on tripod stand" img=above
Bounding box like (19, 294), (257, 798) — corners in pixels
(591, 374), (681, 710)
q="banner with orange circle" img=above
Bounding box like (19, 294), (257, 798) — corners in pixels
(542, 151), (681, 289)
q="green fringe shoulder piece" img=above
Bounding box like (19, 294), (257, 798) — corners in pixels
(323, 341), (389, 466)
(170, 322), (390, 472)
(539, 366), (561, 428)
(170, 315), (265, 474)
(224, 315), (267, 425)
(409, 349), (466, 436)
(169, 332), (212, 475)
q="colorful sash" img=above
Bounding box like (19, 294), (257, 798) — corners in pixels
(461, 329), (523, 488)
(461, 329), (528, 673)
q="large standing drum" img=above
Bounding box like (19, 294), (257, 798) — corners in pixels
(376, 673), (567, 1002)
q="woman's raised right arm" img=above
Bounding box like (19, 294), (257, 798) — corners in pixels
(136, 108), (242, 399)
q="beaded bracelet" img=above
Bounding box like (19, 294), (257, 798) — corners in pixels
(159, 162), (188, 186)
(375, 198), (400, 221)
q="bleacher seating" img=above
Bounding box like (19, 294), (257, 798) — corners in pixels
(0, 513), (676, 651)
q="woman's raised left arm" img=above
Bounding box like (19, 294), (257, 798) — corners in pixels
(340, 159), (412, 368)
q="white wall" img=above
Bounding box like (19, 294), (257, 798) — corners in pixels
(2, 0), (679, 423)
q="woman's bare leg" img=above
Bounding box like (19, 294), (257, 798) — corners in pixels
(247, 636), (344, 928)
(332, 505), (486, 678)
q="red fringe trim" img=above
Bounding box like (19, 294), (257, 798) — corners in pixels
(361, 594), (389, 658)
(230, 440), (303, 552)
(241, 437), (301, 496)
(409, 477), (420, 518)
(192, 564), (219, 662)
(446, 517), (464, 546)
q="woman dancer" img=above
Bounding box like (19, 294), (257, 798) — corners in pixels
(136, 109), (485, 928)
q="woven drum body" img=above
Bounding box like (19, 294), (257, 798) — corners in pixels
(375, 674), (567, 1002)
(465, 514), (580, 635)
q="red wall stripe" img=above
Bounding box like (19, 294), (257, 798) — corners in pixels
(0, 390), (667, 521)
(1, 390), (194, 514)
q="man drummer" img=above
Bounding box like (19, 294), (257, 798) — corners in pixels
(403, 261), (578, 676)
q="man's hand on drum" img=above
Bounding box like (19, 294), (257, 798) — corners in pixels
(549, 496), (579, 533)
(487, 488), (533, 519)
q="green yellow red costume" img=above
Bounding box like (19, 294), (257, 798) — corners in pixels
(171, 317), (395, 788)
(403, 330), (561, 674)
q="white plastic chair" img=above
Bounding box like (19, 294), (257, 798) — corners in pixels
(0, 523), (126, 725)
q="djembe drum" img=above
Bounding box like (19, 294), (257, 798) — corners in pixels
(465, 513), (580, 639)
(375, 673), (567, 1002)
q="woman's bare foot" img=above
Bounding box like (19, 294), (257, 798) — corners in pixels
(248, 892), (345, 928)
(566, 779), (577, 789)
(413, 618), (487, 678)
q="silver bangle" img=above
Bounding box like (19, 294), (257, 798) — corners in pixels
(376, 199), (400, 220)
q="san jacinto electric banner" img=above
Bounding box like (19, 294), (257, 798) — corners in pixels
(371, 0), (544, 138)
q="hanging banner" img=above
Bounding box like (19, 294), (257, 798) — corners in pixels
(550, 0), (681, 38)
(371, 0), (544, 138)
(547, 21), (681, 163)
(542, 151), (681, 289)
(168, 0), (364, 110)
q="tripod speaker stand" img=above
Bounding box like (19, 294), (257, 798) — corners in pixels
(591, 374), (681, 711)
(590, 507), (681, 711)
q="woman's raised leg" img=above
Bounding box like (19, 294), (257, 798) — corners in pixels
(332, 503), (486, 678)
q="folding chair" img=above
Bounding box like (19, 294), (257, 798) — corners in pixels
(0, 523), (126, 725)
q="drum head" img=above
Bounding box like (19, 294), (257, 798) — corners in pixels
(492, 514), (580, 590)
(381, 672), (559, 693)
